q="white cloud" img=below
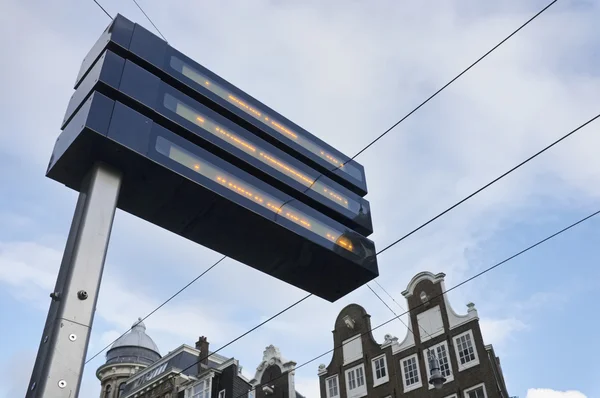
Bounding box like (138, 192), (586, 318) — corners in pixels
(0, 241), (62, 310)
(0, 350), (36, 398)
(526, 388), (587, 398)
(2, 0), (600, 397)
(479, 317), (528, 347)
(295, 376), (320, 398)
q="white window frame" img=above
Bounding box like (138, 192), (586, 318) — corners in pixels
(464, 383), (487, 398)
(400, 353), (423, 392)
(187, 377), (212, 398)
(248, 389), (255, 398)
(445, 395), (458, 398)
(342, 334), (363, 365)
(453, 330), (480, 371)
(345, 363), (367, 398)
(325, 374), (340, 398)
(371, 354), (389, 387)
(218, 389), (226, 398)
(424, 340), (454, 388)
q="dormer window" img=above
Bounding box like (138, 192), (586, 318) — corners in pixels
(187, 377), (211, 398)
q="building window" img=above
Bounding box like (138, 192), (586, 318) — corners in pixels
(218, 390), (226, 398)
(104, 384), (112, 398)
(453, 330), (480, 371)
(189, 378), (211, 398)
(371, 354), (389, 386)
(400, 354), (422, 392)
(345, 363), (367, 398)
(118, 382), (126, 397)
(424, 341), (454, 388)
(464, 383), (487, 398)
(325, 375), (340, 398)
(342, 334), (363, 365)
(248, 389), (255, 398)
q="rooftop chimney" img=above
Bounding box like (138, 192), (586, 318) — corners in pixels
(195, 336), (210, 373)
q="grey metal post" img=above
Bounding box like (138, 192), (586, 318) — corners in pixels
(27, 163), (122, 398)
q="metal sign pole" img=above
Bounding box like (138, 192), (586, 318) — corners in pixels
(27, 163), (122, 397)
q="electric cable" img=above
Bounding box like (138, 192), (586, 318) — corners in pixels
(373, 279), (407, 313)
(84, 0), (566, 367)
(85, 109), (600, 364)
(175, 293), (312, 376)
(276, 0), (559, 224)
(376, 112), (599, 256)
(85, 255), (227, 363)
(231, 207), (600, 398)
(348, 0), (558, 162)
(131, 0), (168, 42)
(368, 280), (440, 342)
(366, 109), (600, 341)
(167, 105), (600, 386)
(92, 0), (112, 19)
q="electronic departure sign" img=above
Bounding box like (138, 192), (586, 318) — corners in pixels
(75, 15), (368, 196)
(62, 50), (372, 235)
(49, 14), (378, 301)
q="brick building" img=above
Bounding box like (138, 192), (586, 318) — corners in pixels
(96, 320), (305, 398)
(317, 272), (509, 398)
(249, 345), (306, 398)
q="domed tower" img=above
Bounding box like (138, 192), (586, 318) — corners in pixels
(96, 318), (161, 398)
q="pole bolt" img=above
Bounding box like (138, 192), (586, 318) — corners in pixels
(43, 336), (49, 343)
(30, 382), (36, 391)
(69, 334), (77, 341)
(58, 380), (67, 388)
(50, 292), (60, 301)
(77, 290), (88, 300)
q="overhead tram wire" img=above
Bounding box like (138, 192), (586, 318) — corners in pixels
(175, 293), (312, 377)
(368, 278), (441, 343)
(228, 207), (600, 398)
(92, 0), (112, 19)
(368, 109), (599, 341)
(348, 0), (559, 161)
(84, 108), (600, 365)
(365, 284), (440, 344)
(281, 0), (559, 209)
(84, 0), (565, 365)
(373, 279), (407, 313)
(83, 108), (600, 367)
(85, 255), (228, 364)
(376, 112), (600, 257)
(131, 0), (168, 43)
(171, 109), (600, 385)
(90, 0), (167, 42)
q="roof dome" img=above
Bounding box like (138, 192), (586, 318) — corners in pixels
(111, 318), (160, 353)
(105, 318), (161, 366)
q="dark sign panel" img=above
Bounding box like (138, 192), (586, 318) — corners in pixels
(75, 14), (368, 196)
(51, 15), (379, 301)
(48, 93), (377, 301)
(62, 50), (373, 235)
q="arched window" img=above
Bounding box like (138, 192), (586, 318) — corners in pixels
(104, 384), (112, 398)
(118, 382), (126, 397)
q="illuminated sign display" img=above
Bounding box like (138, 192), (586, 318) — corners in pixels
(156, 136), (356, 253)
(62, 50), (372, 235)
(56, 14), (379, 301)
(169, 57), (364, 183)
(164, 93), (362, 215)
(74, 15), (368, 196)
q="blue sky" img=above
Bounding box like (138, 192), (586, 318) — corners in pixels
(1, 1), (599, 397)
